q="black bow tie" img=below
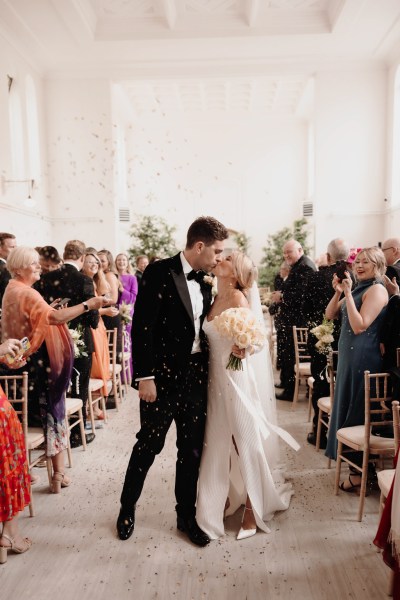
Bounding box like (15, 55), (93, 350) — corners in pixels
(187, 270), (205, 284)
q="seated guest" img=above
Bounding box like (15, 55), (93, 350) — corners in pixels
(1, 247), (107, 491)
(38, 245), (62, 274)
(0, 338), (31, 564)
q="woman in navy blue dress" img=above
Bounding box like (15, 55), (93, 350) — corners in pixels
(325, 247), (388, 492)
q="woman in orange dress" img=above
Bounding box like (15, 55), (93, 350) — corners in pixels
(0, 338), (31, 563)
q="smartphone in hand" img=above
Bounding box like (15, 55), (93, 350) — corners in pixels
(5, 336), (31, 365)
(57, 297), (71, 308)
(335, 263), (348, 283)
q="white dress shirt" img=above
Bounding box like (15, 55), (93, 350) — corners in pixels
(180, 252), (203, 354)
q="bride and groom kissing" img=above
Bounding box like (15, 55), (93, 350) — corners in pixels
(116, 216), (298, 546)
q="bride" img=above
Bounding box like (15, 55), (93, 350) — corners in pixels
(196, 251), (299, 540)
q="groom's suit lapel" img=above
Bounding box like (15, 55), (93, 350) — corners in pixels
(170, 254), (194, 325)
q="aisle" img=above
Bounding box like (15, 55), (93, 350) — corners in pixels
(1, 388), (389, 599)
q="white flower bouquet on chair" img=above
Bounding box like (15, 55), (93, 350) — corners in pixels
(310, 318), (334, 355)
(213, 307), (266, 371)
(119, 301), (133, 325)
(68, 324), (88, 358)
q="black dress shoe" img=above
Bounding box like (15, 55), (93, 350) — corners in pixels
(117, 506), (136, 541)
(275, 390), (293, 401)
(307, 432), (327, 449)
(274, 383), (283, 389)
(177, 516), (210, 547)
(70, 433), (96, 449)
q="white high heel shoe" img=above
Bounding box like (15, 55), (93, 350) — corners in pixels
(237, 507), (257, 540)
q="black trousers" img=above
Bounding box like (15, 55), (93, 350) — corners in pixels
(280, 323), (295, 393)
(120, 355), (208, 519)
(310, 350), (329, 436)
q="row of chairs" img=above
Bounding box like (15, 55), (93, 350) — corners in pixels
(1, 327), (130, 517)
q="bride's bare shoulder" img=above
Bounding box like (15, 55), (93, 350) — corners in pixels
(232, 289), (249, 308)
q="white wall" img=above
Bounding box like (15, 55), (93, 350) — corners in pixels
(313, 69), (387, 255)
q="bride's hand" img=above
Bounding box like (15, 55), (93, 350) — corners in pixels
(232, 344), (246, 359)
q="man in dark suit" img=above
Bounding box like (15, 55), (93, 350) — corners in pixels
(382, 238), (400, 286)
(0, 232), (16, 305)
(303, 238), (351, 448)
(35, 239), (106, 447)
(117, 216), (228, 546)
(134, 254), (149, 289)
(271, 239), (317, 401)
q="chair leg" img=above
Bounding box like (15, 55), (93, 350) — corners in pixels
(78, 407), (87, 450)
(334, 443), (342, 494)
(292, 374), (300, 411)
(316, 409), (322, 451)
(307, 391), (312, 422)
(66, 432), (73, 468)
(87, 390), (96, 433)
(357, 454), (369, 522)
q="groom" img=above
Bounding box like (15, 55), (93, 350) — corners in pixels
(117, 216), (228, 546)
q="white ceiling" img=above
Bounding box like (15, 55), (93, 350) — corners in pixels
(1, 0), (400, 114)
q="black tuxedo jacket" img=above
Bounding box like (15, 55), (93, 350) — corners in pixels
(279, 255), (317, 328)
(0, 259), (11, 306)
(34, 264), (99, 352)
(131, 253), (213, 394)
(386, 262), (400, 286)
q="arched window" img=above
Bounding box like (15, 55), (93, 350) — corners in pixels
(25, 75), (41, 180)
(392, 66), (400, 207)
(8, 79), (25, 179)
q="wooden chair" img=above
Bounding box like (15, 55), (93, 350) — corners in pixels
(121, 323), (132, 393)
(307, 376), (314, 422)
(0, 371), (50, 517)
(106, 328), (124, 409)
(87, 377), (109, 434)
(316, 351), (338, 465)
(335, 371), (397, 521)
(65, 396), (87, 467)
(292, 326), (311, 410)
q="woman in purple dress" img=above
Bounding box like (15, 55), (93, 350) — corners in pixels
(115, 253), (138, 381)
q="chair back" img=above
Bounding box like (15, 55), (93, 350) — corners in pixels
(364, 371), (394, 444)
(0, 371), (28, 439)
(392, 400), (400, 449)
(327, 350), (338, 400)
(106, 327), (118, 368)
(292, 326), (311, 364)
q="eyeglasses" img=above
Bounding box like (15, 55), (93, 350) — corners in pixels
(382, 247), (395, 252)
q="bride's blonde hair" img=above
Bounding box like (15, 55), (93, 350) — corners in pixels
(231, 250), (258, 291)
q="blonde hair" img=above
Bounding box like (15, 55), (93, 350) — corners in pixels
(115, 252), (134, 275)
(7, 247), (39, 278)
(231, 250), (258, 291)
(354, 247), (386, 280)
(83, 252), (110, 296)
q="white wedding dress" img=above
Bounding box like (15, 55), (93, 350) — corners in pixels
(196, 312), (299, 539)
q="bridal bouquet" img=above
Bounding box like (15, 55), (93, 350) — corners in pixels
(213, 307), (266, 370)
(68, 324), (88, 358)
(310, 317), (334, 355)
(119, 301), (133, 325)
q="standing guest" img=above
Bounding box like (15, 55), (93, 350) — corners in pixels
(0, 338), (31, 563)
(382, 238), (400, 287)
(134, 254), (149, 289)
(0, 233), (16, 305)
(271, 239), (317, 401)
(38, 245), (62, 274)
(116, 216), (228, 546)
(325, 247), (388, 491)
(34, 240), (106, 448)
(115, 252), (138, 380)
(268, 261), (290, 382)
(98, 250), (123, 351)
(1, 247), (106, 490)
(303, 238), (351, 448)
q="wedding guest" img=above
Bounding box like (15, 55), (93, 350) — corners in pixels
(38, 245), (62, 274)
(1, 246), (106, 491)
(382, 238), (400, 286)
(303, 238), (351, 448)
(0, 338), (31, 564)
(0, 232), (16, 305)
(134, 254), (149, 289)
(34, 240), (106, 448)
(196, 251), (299, 540)
(115, 252), (138, 380)
(268, 261), (290, 381)
(116, 216), (228, 546)
(325, 247), (388, 491)
(98, 249), (123, 355)
(271, 239), (317, 401)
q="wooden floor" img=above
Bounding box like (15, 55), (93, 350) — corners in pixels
(1, 384), (391, 600)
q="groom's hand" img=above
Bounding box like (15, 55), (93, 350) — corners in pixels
(138, 379), (157, 403)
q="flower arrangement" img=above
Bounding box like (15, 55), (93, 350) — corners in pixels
(203, 274), (218, 297)
(259, 289), (273, 312)
(68, 324), (88, 358)
(213, 307), (266, 370)
(119, 301), (133, 325)
(347, 247), (362, 264)
(310, 318), (335, 355)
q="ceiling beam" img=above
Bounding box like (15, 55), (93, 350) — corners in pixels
(244, 0), (260, 28)
(158, 0), (178, 30)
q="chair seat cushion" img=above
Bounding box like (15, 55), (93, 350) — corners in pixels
(317, 396), (331, 412)
(89, 378), (104, 392)
(66, 397), (83, 415)
(27, 428), (45, 448)
(377, 469), (395, 497)
(337, 425), (395, 452)
(295, 362), (311, 375)
(308, 376), (315, 388)
(110, 364), (122, 375)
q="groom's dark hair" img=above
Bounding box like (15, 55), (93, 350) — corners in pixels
(186, 216), (228, 249)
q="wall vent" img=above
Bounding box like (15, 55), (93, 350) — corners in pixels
(302, 202), (313, 217)
(119, 207), (130, 222)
